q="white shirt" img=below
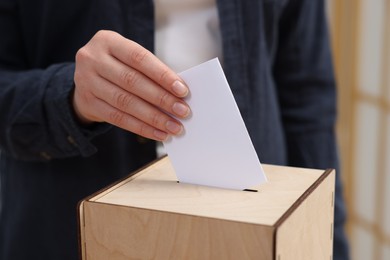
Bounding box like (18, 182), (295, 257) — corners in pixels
(154, 0), (223, 72)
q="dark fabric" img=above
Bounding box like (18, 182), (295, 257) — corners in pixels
(0, 0), (349, 259)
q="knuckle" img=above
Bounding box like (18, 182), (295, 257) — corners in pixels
(90, 30), (117, 52)
(139, 123), (150, 137)
(75, 45), (98, 69)
(75, 47), (90, 63)
(95, 30), (107, 37)
(109, 110), (126, 126)
(159, 69), (170, 84)
(114, 92), (136, 111)
(151, 112), (164, 128)
(157, 91), (171, 108)
(130, 49), (149, 66)
(121, 69), (139, 88)
(94, 30), (111, 40)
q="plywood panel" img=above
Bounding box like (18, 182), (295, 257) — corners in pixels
(275, 170), (335, 260)
(80, 157), (333, 259)
(83, 202), (274, 260)
(94, 157), (323, 226)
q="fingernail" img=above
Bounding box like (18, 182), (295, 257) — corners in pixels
(166, 121), (183, 135)
(172, 80), (189, 97)
(154, 129), (168, 141)
(172, 102), (190, 117)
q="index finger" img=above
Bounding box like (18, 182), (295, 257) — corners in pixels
(107, 32), (189, 98)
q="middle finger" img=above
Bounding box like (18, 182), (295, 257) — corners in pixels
(97, 55), (191, 119)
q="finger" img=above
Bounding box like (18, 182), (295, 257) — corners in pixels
(89, 97), (169, 141)
(96, 55), (190, 119)
(106, 32), (189, 97)
(91, 75), (184, 135)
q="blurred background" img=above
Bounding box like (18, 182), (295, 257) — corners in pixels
(327, 0), (390, 259)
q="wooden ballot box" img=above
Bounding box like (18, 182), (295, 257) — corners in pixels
(78, 156), (335, 260)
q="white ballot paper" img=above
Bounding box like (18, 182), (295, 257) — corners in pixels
(163, 58), (267, 190)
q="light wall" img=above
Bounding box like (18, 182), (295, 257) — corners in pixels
(328, 0), (390, 259)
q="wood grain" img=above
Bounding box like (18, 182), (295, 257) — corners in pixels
(79, 156), (334, 260)
(275, 170), (335, 260)
(84, 202), (274, 260)
(93, 157), (323, 226)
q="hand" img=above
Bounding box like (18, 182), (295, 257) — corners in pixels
(73, 30), (190, 141)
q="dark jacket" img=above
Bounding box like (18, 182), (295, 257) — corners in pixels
(0, 0), (349, 259)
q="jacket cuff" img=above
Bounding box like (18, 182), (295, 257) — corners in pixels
(46, 63), (111, 158)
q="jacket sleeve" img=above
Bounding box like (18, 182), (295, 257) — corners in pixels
(273, 0), (339, 170)
(0, 1), (110, 161)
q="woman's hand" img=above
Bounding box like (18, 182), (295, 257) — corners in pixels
(73, 30), (190, 141)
